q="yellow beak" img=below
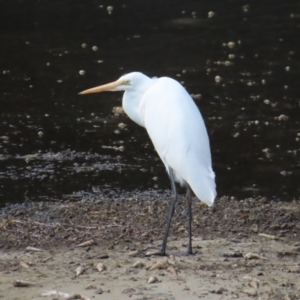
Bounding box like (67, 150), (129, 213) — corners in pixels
(79, 80), (123, 95)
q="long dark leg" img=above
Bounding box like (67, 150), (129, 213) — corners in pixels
(145, 167), (177, 257)
(186, 185), (193, 254)
(159, 167), (178, 255)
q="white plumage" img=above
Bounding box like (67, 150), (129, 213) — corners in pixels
(80, 71), (216, 255)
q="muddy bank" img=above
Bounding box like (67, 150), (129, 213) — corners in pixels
(1, 195), (300, 250)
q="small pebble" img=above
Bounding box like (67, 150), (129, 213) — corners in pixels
(85, 284), (97, 290)
(215, 75), (222, 83)
(243, 5), (249, 12)
(148, 276), (158, 284)
(95, 288), (103, 294)
(220, 250), (243, 258)
(227, 41), (235, 48)
(79, 70), (85, 75)
(277, 114), (288, 121)
(118, 123), (127, 129)
(208, 11), (215, 18)
(133, 261), (145, 268)
(107, 6), (113, 14)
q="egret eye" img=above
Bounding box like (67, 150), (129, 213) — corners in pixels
(124, 79), (130, 84)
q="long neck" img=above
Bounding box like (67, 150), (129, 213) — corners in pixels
(122, 90), (145, 127)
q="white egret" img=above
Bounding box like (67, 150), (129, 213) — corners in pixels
(80, 72), (216, 255)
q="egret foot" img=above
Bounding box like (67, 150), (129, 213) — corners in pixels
(144, 250), (167, 257)
(186, 250), (197, 256)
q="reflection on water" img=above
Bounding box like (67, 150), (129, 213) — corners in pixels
(0, 0), (299, 206)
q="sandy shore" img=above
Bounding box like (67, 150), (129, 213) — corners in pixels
(1, 196), (300, 299)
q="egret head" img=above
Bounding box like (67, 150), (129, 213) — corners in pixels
(79, 72), (151, 95)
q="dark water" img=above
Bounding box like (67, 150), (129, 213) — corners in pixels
(0, 0), (299, 206)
